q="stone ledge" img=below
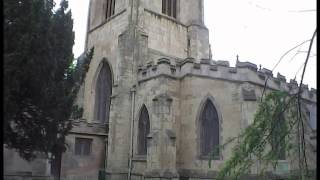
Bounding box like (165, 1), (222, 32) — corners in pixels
(236, 60), (258, 71)
(214, 60), (230, 67)
(261, 68), (273, 77)
(144, 8), (187, 28)
(69, 131), (108, 137)
(88, 9), (127, 33)
(200, 58), (211, 64)
(132, 155), (147, 162)
(177, 169), (300, 179)
(144, 169), (179, 178)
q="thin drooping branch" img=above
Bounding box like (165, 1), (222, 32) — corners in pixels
(297, 29), (317, 93)
(214, 29), (317, 180)
(260, 39), (311, 102)
(272, 40), (311, 72)
(296, 28), (317, 177)
(294, 62), (306, 79)
(215, 92), (298, 179)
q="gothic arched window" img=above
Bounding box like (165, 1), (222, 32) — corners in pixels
(94, 62), (112, 124)
(200, 99), (220, 158)
(137, 105), (150, 155)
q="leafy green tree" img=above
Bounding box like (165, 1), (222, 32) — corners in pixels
(4, 1), (93, 178)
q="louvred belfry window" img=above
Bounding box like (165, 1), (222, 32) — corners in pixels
(94, 62), (112, 125)
(137, 105), (150, 155)
(162, 0), (177, 18)
(105, 0), (115, 19)
(200, 100), (220, 158)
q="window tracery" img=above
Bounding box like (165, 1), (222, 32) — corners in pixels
(137, 105), (150, 155)
(94, 62), (112, 126)
(200, 99), (219, 159)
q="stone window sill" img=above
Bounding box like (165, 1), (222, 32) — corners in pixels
(133, 155), (147, 162)
(199, 155), (221, 161)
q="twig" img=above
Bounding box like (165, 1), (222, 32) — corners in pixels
(260, 40), (311, 102)
(288, 46), (305, 63)
(294, 62), (306, 79)
(296, 28), (317, 177)
(272, 40), (311, 72)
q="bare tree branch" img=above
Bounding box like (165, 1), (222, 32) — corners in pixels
(260, 40), (311, 102)
(297, 28), (317, 177)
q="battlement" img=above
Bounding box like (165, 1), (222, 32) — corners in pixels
(137, 58), (316, 102)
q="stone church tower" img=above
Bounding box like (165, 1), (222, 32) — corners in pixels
(2, 1), (316, 180)
(62, 0), (213, 179)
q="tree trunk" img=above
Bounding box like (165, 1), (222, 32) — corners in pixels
(51, 153), (62, 180)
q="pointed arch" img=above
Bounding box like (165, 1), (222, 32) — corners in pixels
(92, 58), (114, 90)
(137, 105), (150, 155)
(93, 60), (113, 124)
(197, 95), (222, 159)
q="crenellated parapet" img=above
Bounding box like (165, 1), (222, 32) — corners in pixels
(137, 58), (316, 102)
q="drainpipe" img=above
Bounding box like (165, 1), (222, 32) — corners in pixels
(128, 86), (136, 180)
(104, 137), (108, 176)
(84, 0), (91, 51)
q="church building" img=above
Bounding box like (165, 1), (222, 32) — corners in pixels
(4, 0), (317, 180)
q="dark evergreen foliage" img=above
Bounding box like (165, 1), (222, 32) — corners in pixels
(4, 0), (93, 162)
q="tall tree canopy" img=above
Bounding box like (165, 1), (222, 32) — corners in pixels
(4, 0), (92, 162)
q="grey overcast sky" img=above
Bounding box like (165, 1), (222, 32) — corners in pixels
(54, 0), (317, 89)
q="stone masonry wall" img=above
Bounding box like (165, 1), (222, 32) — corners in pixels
(135, 56), (316, 178)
